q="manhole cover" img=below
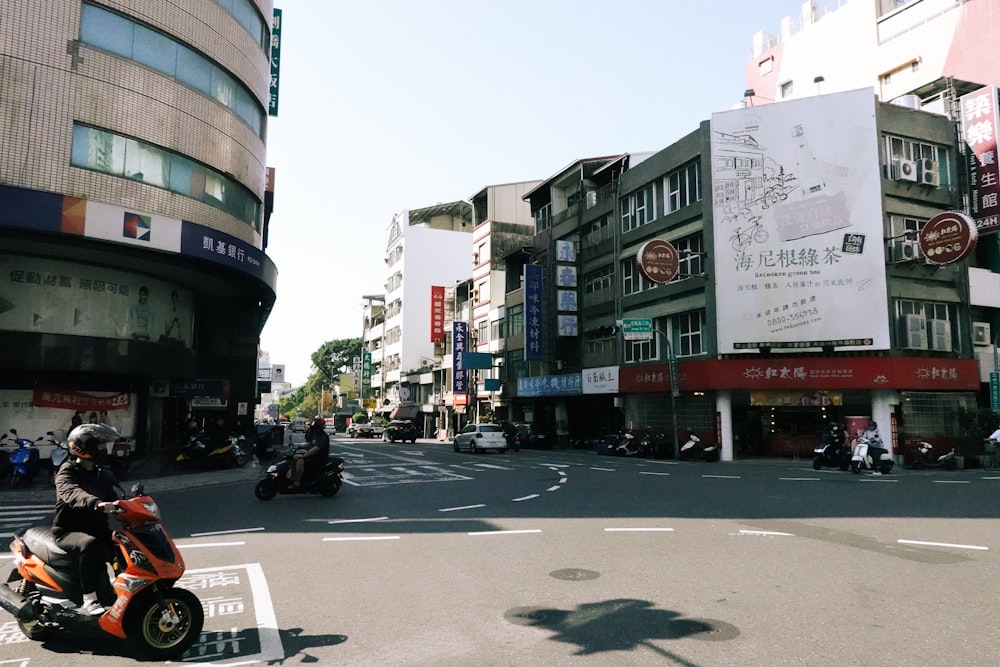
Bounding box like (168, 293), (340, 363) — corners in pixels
(549, 568), (600, 581)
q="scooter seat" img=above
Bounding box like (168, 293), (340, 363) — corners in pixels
(21, 528), (76, 568)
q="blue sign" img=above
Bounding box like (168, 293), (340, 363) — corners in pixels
(517, 373), (582, 397)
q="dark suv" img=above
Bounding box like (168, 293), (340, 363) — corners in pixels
(384, 420), (417, 443)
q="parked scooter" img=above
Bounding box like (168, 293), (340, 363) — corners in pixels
(0, 433), (12, 484)
(254, 449), (345, 500)
(108, 436), (132, 479)
(851, 432), (894, 474)
(904, 440), (957, 470)
(613, 431), (640, 456)
(7, 429), (43, 488)
(637, 430), (673, 459)
(174, 431), (246, 469)
(679, 431), (719, 462)
(0, 483), (204, 659)
(45, 432), (70, 487)
(813, 421), (850, 471)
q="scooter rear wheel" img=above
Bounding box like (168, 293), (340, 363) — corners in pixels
(254, 478), (278, 501)
(127, 587), (204, 660)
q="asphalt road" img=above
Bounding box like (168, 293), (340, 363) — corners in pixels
(1, 436), (998, 665)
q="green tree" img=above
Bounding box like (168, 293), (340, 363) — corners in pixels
(280, 337), (363, 418)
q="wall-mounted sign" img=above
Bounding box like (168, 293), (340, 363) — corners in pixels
(918, 211), (977, 265)
(636, 238), (679, 284)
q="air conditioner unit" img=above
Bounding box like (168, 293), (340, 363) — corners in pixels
(973, 322), (991, 346)
(919, 158), (940, 186)
(892, 158), (919, 182)
(930, 319), (952, 351)
(890, 239), (919, 262)
(903, 314), (927, 349)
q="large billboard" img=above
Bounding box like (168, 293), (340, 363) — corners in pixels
(710, 88), (890, 353)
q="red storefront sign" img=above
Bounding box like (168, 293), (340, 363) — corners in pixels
(33, 388), (131, 410)
(618, 356), (980, 393)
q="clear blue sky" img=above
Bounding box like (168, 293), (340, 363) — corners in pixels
(261, 0), (808, 386)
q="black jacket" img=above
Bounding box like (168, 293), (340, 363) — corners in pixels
(52, 462), (119, 542)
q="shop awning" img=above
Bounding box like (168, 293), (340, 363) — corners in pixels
(390, 405), (419, 420)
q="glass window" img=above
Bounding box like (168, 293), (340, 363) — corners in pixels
(80, 4), (133, 58)
(81, 3), (265, 138)
(507, 304), (523, 337)
(72, 123), (261, 230)
(133, 24), (178, 76)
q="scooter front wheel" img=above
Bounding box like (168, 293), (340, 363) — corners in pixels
(9, 472), (24, 488)
(812, 456), (823, 471)
(254, 478), (278, 501)
(127, 587), (204, 660)
(850, 461), (861, 474)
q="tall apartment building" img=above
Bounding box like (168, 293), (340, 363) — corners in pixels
(0, 1), (278, 453)
(371, 202), (472, 424)
(513, 88), (984, 459)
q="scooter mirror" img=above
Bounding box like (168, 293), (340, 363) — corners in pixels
(130, 482), (145, 496)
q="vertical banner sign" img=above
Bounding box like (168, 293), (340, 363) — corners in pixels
(430, 285), (445, 343)
(453, 321), (468, 393)
(524, 264), (543, 361)
(361, 351), (371, 395)
(269, 9), (282, 116)
(991, 372), (1000, 411)
(960, 85), (1000, 236)
(555, 240), (578, 337)
(352, 356), (361, 396)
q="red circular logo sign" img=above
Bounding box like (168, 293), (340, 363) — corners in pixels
(636, 238), (680, 284)
(918, 211), (978, 265)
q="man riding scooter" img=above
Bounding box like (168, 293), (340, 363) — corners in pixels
(289, 417), (330, 489)
(52, 423), (122, 615)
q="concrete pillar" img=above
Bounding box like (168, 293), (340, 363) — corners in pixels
(872, 389), (900, 455)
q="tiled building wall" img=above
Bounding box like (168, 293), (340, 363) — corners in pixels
(0, 0), (272, 245)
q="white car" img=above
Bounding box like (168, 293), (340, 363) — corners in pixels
(453, 423), (508, 454)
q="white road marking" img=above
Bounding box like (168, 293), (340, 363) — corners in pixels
(897, 539), (987, 551)
(859, 477), (898, 482)
(328, 516), (388, 524)
(604, 527), (674, 532)
(546, 485), (562, 492)
(559, 477), (567, 484)
(739, 529), (794, 537)
(779, 477), (820, 481)
(639, 472), (671, 476)
(591, 467), (615, 471)
(323, 536), (401, 542)
(439, 504), (486, 512)
(190, 527), (265, 537)
(0, 505), (53, 513)
(178, 541), (246, 549)
(468, 529), (542, 536)
(932, 480), (970, 484)
(182, 563), (281, 663)
(512, 494), (539, 502)
(702, 474), (741, 479)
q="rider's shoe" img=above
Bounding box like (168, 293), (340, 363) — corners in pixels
(77, 597), (106, 616)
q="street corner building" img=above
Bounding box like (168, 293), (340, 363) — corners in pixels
(0, 1), (280, 458)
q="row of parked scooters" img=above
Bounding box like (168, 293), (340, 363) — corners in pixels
(812, 420), (957, 475)
(0, 428), (133, 488)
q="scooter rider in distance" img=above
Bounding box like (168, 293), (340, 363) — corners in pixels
(290, 417), (330, 489)
(52, 423), (122, 615)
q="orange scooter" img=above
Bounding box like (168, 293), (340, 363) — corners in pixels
(0, 484), (204, 660)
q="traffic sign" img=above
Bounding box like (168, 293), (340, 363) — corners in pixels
(622, 318), (653, 340)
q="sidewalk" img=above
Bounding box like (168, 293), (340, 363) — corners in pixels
(4, 452), (262, 504)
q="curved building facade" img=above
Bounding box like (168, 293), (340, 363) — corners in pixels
(0, 0), (278, 455)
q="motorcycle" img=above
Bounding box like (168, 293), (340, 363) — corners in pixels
(107, 436), (133, 479)
(612, 431), (640, 457)
(679, 432), (719, 462)
(850, 434), (894, 474)
(637, 431), (673, 459)
(174, 431), (247, 469)
(45, 432), (70, 487)
(7, 428), (43, 487)
(904, 440), (957, 470)
(813, 423), (850, 471)
(0, 433), (12, 484)
(254, 449), (345, 500)
(0, 483), (204, 660)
